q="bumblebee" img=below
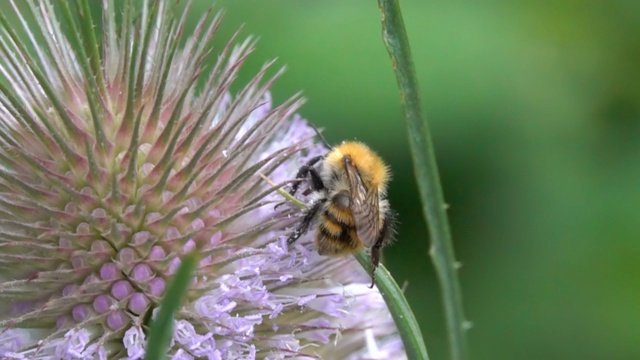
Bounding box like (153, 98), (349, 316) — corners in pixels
(286, 141), (396, 287)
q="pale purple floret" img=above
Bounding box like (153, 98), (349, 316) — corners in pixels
(123, 325), (146, 360)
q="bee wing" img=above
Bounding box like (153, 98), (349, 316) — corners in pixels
(344, 158), (380, 247)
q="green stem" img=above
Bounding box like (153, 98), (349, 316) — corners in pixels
(354, 252), (429, 360)
(376, 1), (470, 360)
(144, 252), (199, 360)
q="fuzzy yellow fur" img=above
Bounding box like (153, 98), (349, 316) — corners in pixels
(324, 141), (389, 193)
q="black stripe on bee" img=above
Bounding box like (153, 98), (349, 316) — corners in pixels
(318, 222), (352, 244)
(323, 208), (343, 225)
(323, 208), (356, 229)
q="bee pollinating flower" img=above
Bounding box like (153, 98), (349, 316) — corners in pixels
(0, 0), (406, 359)
(285, 141), (397, 287)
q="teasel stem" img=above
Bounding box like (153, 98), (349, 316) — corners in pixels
(376, 1), (470, 359)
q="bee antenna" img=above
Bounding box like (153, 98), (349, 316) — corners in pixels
(309, 122), (332, 149)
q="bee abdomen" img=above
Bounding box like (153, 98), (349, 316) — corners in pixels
(318, 212), (349, 239)
(315, 208), (361, 256)
(316, 226), (359, 256)
(318, 216), (343, 238)
(323, 205), (355, 227)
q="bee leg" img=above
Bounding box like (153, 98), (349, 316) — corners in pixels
(287, 199), (324, 245)
(368, 209), (397, 288)
(274, 156), (325, 211)
(289, 155), (325, 196)
(369, 242), (382, 288)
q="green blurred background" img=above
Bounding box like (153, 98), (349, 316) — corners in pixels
(195, 1), (640, 359)
(7, 0), (636, 359)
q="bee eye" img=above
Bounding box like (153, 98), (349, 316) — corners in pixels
(332, 192), (351, 208)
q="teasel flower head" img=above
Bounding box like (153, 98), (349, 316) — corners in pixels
(0, 1), (405, 359)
